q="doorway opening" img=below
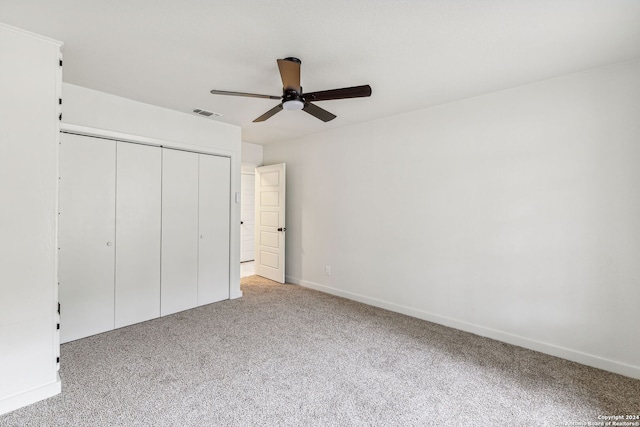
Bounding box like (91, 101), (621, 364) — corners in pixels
(240, 165), (256, 278)
(240, 162), (286, 283)
(240, 261), (255, 278)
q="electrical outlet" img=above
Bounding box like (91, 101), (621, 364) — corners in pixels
(325, 265), (332, 276)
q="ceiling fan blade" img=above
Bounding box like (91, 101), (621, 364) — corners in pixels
(302, 102), (336, 122)
(210, 89), (280, 100)
(277, 58), (301, 92)
(303, 85), (372, 102)
(253, 104), (284, 122)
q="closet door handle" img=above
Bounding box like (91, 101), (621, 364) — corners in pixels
(106, 242), (113, 246)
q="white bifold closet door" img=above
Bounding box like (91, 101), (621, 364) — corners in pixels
(161, 149), (200, 316)
(60, 138), (230, 339)
(161, 149), (231, 315)
(115, 142), (162, 328)
(59, 134), (116, 343)
(198, 154), (231, 305)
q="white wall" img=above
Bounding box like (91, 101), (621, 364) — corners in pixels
(63, 84), (239, 153)
(62, 83), (243, 299)
(241, 141), (263, 167)
(263, 59), (640, 379)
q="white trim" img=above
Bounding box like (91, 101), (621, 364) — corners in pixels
(0, 23), (63, 46)
(60, 123), (236, 158)
(0, 376), (61, 416)
(286, 275), (640, 380)
(230, 289), (243, 299)
(54, 49), (63, 371)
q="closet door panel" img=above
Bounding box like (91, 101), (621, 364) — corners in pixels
(161, 149), (199, 316)
(198, 154), (231, 305)
(115, 142), (162, 328)
(59, 133), (116, 343)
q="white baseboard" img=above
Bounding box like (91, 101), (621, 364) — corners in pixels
(230, 289), (243, 299)
(0, 375), (61, 416)
(286, 275), (640, 380)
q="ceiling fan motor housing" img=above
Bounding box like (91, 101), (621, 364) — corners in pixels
(283, 88), (302, 100)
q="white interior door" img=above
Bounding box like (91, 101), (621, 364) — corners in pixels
(161, 149), (199, 316)
(115, 142), (162, 328)
(59, 133), (116, 343)
(198, 154), (231, 305)
(255, 163), (286, 283)
(241, 171), (256, 262)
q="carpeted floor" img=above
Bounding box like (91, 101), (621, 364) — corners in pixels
(1, 276), (639, 426)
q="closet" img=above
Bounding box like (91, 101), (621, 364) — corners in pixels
(59, 133), (230, 343)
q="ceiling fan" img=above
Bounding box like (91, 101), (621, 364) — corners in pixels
(210, 57), (372, 123)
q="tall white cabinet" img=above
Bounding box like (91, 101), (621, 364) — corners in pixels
(0, 24), (62, 415)
(59, 134), (231, 343)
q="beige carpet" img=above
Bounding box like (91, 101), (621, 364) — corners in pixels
(1, 275), (638, 426)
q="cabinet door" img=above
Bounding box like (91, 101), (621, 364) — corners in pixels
(115, 142), (162, 328)
(198, 154), (231, 305)
(161, 149), (199, 316)
(59, 134), (116, 343)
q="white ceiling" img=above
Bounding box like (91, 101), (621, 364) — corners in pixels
(2, 1), (640, 144)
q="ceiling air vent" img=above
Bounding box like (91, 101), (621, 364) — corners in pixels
(193, 108), (222, 118)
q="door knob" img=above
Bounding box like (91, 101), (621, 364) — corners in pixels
(106, 242), (112, 246)
(277, 227), (286, 232)
(241, 221), (244, 225)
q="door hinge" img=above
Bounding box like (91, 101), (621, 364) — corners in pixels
(56, 357), (60, 363)
(59, 59), (63, 67)
(56, 323), (60, 330)
(59, 98), (62, 105)
(58, 303), (60, 314)
(59, 113), (62, 121)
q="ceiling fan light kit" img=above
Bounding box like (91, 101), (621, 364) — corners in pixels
(210, 57), (372, 123)
(282, 100), (304, 110)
